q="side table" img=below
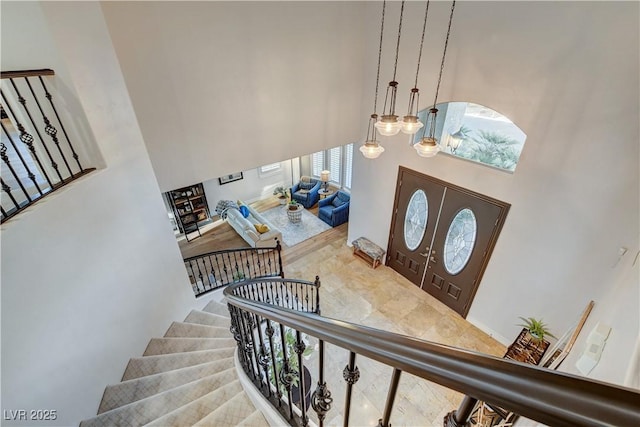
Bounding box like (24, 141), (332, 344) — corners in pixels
(286, 205), (304, 223)
(318, 188), (334, 199)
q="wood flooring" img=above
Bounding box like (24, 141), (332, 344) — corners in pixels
(177, 197), (348, 264)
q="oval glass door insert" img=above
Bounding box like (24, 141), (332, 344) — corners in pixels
(444, 208), (477, 274)
(404, 189), (428, 251)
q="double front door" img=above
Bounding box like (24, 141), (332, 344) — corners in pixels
(387, 167), (510, 317)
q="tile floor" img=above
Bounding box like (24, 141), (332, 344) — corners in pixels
(280, 237), (507, 426)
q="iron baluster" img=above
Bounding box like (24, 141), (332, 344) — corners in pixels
(276, 240), (284, 278)
(266, 250), (273, 276)
(265, 320), (282, 404)
(38, 75), (83, 171)
(0, 143), (31, 203)
(234, 305), (251, 377)
(254, 313), (271, 396)
(249, 311), (268, 394)
(282, 281), (289, 308)
(1, 89), (53, 187)
(311, 340), (333, 427)
(9, 78), (63, 182)
(444, 396), (478, 427)
(239, 308), (259, 381)
(25, 77), (73, 176)
(295, 330), (309, 426)
(206, 255), (215, 290)
(315, 276), (321, 314)
(229, 306), (249, 372)
(214, 253), (224, 285)
(1, 177), (21, 211)
(267, 281), (274, 305)
(223, 252), (232, 282)
(186, 261), (196, 294)
(245, 251), (253, 278)
(259, 281), (266, 304)
(343, 352), (360, 427)
(195, 259), (204, 293)
(378, 368), (402, 427)
(0, 119), (43, 196)
(278, 323), (295, 420)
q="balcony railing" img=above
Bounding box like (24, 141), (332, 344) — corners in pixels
(183, 241), (284, 297)
(1, 69), (94, 222)
(224, 278), (640, 427)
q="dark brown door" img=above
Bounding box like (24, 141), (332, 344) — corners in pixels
(387, 170), (445, 287)
(423, 187), (504, 316)
(387, 167), (509, 317)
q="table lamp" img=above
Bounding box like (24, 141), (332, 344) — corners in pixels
(320, 170), (330, 191)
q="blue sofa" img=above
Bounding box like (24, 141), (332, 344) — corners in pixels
(318, 190), (350, 227)
(291, 176), (321, 208)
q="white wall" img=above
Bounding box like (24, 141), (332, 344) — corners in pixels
(348, 0), (639, 368)
(202, 160), (294, 212)
(560, 245), (639, 386)
(1, 2), (196, 425)
(101, 1), (367, 192)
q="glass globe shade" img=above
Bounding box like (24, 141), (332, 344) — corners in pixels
(400, 115), (424, 135)
(359, 141), (385, 159)
(374, 115), (401, 136)
(414, 137), (440, 158)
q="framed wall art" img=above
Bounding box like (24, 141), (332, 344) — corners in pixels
(218, 172), (243, 185)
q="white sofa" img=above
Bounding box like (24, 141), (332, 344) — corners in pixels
(226, 204), (282, 248)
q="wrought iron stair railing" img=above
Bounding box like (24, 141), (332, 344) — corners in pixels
(1, 69), (95, 222)
(224, 278), (640, 427)
(184, 241), (284, 297)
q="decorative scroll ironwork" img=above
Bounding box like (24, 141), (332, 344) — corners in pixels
(343, 364), (360, 385)
(184, 241), (283, 297)
(0, 69), (93, 223)
(311, 382), (333, 425)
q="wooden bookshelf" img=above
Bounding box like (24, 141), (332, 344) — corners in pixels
(166, 183), (210, 241)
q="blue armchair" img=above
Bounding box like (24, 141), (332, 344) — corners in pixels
(291, 176), (321, 208)
(318, 190), (350, 227)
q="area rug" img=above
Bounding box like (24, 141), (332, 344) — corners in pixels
(260, 206), (332, 247)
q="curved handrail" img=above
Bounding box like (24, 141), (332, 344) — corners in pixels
(227, 277), (320, 314)
(183, 242), (283, 297)
(224, 284), (640, 427)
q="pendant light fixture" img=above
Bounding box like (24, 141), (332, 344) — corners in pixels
(374, 1), (405, 137)
(400, 0), (431, 135)
(414, 0), (456, 158)
(360, 1), (387, 159)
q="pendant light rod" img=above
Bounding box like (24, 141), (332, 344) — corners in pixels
(365, 0), (386, 142)
(431, 0), (456, 109)
(376, 1), (405, 137)
(391, 0), (405, 83)
(414, 0), (456, 157)
(361, 1), (387, 159)
(413, 0), (431, 89)
(373, 0), (386, 116)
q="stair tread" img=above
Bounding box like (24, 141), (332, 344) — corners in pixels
(143, 380), (244, 427)
(122, 348), (235, 380)
(164, 321), (231, 338)
(202, 300), (231, 318)
(236, 410), (270, 427)
(184, 310), (231, 327)
(143, 337), (236, 356)
(192, 391), (259, 427)
(80, 370), (238, 427)
(99, 359), (235, 413)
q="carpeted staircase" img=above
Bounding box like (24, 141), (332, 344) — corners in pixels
(80, 300), (269, 427)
